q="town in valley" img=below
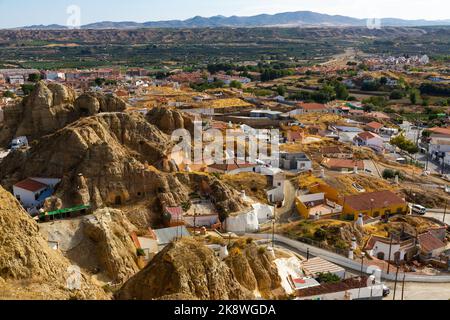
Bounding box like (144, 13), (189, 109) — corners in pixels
(0, 0), (449, 302)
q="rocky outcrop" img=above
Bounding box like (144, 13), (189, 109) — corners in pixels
(82, 208), (140, 283)
(0, 82), (128, 146)
(75, 92), (127, 116)
(115, 239), (253, 300)
(146, 107), (195, 135)
(0, 112), (248, 218)
(0, 112), (178, 208)
(225, 243), (282, 299)
(0, 186), (107, 300)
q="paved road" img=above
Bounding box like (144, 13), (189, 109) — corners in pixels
(277, 180), (296, 222)
(426, 211), (450, 225)
(385, 281), (450, 300)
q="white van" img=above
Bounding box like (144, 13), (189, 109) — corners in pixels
(411, 204), (427, 215)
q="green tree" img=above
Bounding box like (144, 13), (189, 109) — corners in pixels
(334, 82), (349, 100)
(229, 80), (242, 89)
(390, 134), (419, 154)
(2, 90), (15, 98)
(409, 89), (420, 105)
(21, 84), (35, 95)
(389, 89), (404, 100)
(276, 85), (286, 96)
(317, 272), (341, 284)
(28, 73), (41, 83)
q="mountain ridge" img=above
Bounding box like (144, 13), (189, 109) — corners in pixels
(15, 11), (450, 30)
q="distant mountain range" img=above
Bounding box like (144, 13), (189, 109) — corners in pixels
(18, 11), (450, 30)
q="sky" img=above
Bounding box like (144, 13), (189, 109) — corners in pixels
(0, 0), (449, 28)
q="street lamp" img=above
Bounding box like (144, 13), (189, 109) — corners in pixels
(358, 252), (366, 299)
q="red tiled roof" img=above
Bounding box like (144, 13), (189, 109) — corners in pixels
(165, 206), (184, 218)
(427, 127), (450, 136)
(418, 232), (446, 253)
(364, 235), (415, 251)
(356, 131), (380, 141)
(321, 146), (341, 154)
(208, 160), (256, 172)
(366, 121), (384, 130)
(368, 112), (390, 119)
(344, 190), (406, 212)
(322, 158), (364, 170)
(14, 178), (48, 192)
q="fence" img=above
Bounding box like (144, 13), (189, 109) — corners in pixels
(250, 233), (450, 283)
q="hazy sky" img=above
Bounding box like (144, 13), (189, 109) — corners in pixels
(0, 0), (449, 28)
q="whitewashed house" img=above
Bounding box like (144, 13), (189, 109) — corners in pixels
(223, 203), (275, 234)
(13, 177), (61, 209)
(353, 131), (384, 152)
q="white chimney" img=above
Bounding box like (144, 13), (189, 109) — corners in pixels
(395, 175), (399, 185)
(219, 245), (229, 260)
(267, 247), (276, 260)
(356, 214), (364, 227)
(354, 165), (359, 174)
(351, 237), (357, 250)
(348, 250), (354, 260)
(320, 169), (325, 178)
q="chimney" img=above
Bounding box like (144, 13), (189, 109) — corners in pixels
(219, 245), (229, 260)
(266, 247), (276, 260)
(320, 168), (325, 178)
(354, 165), (359, 174)
(351, 237), (357, 250)
(356, 214), (364, 227)
(348, 250), (354, 260)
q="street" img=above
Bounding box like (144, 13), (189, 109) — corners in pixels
(426, 210), (450, 225)
(385, 281), (450, 300)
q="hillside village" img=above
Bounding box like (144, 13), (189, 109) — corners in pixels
(0, 27), (449, 301)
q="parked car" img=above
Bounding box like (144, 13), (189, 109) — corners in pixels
(410, 204), (427, 215)
(382, 284), (391, 297)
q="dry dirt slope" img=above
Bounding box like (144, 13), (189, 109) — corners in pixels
(0, 186), (108, 300)
(115, 239), (284, 300)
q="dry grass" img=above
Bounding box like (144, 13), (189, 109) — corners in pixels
(222, 173), (269, 204)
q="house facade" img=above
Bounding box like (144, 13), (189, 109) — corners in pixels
(342, 190), (408, 220)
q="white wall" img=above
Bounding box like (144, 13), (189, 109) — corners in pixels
(224, 210), (259, 233)
(13, 186), (44, 208)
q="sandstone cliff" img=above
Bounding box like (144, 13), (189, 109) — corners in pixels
(0, 186), (107, 300)
(115, 239), (253, 300)
(146, 107), (195, 135)
(0, 111), (248, 219)
(225, 242), (283, 299)
(82, 208), (140, 283)
(0, 81), (127, 146)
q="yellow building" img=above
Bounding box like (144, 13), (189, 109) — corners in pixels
(342, 190), (408, 220)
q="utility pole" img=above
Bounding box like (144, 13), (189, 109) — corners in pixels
(401, 274), (406, 301)
(357, 253), (366, 300)
(387, 235), (394, 275)
(272, 218), (275, 249)
(443, 199), (448, 224)
(393, 263), (400, 300)
(193, 209), (197, 237)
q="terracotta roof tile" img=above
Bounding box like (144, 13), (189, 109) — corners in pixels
(14, 178), (48, 192)
(344, 190), (406, 212)
(418, 232), (446, 253)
